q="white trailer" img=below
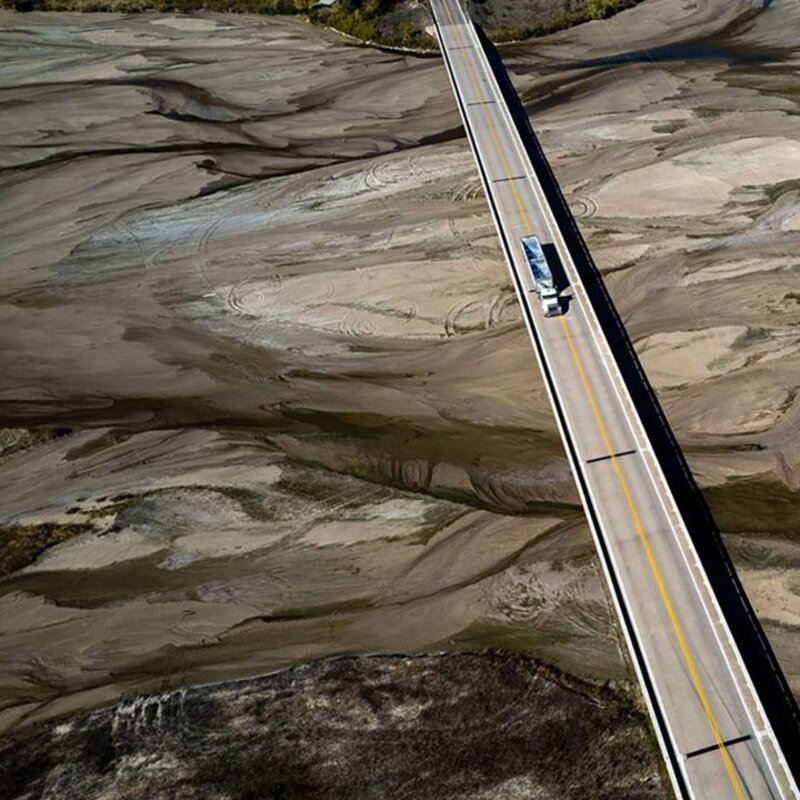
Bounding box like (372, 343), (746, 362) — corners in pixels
(521, 235), (562, 317)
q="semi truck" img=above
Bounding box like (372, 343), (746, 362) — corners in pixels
(521, 235), (562, 317)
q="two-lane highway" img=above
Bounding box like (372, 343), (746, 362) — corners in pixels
(431, 0), (800, 797)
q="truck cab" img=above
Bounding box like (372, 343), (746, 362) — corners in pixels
(540, 288), (561, 317)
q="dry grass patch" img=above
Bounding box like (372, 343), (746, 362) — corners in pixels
(0, 522), (91, 578)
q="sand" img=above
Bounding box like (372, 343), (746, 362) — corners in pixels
(595, 138), (800, 218)
(638, 325), (749, 387)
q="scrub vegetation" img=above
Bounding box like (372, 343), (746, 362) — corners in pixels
(0, 0), (646, 49)
(0, 521), (91, 578)
(479, 0), (645, 42)
(0, 653), (667, 800)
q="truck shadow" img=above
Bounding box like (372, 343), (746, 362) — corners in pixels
(541, 242), (574, 313)
(540, 242), (573, 313)
(473, 24), (800, 776)
(541, 242), (569, 294)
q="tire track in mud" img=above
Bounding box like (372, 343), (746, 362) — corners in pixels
(189, 202), (291, 385)
(487, 288), (518, 330)
(452, 178), (484, 203)
(359, 155), (423, 192)
(337, 306), (378, 339)
(444, 298), (484, 338)
(334, 298), (421, 339)
(352, 155), (425, 252)
(186, 147), (481, 351)
(190, 195), (290, 365)
(155, 137), (504, 369)
(195, 207), (231, 304)
(225, 273), (283, 318)
(571, 194), (598, 219)
(116, 219), (148, 292)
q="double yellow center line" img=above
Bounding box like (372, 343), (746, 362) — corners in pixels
(437, 1), (746, 796)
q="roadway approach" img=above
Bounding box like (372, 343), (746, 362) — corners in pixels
(430, 1), (800, 797)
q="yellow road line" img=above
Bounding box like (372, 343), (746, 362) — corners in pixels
(558, 316), (745, 799)
(437, 2), (747, 796)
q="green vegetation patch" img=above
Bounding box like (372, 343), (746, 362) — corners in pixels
(0, 0), (647, 50)
(304, 0), (435, 49)
(484, 0), (646, 42)
(311, 0), (391, 43)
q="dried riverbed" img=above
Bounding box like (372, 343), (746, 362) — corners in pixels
(0, 0), (799, 765)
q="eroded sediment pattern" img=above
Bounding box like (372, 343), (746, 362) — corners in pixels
(0, 1), (798, 739)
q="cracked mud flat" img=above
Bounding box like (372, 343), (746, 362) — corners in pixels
(0, 0), (799, 770)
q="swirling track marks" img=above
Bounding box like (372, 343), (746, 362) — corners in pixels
(487, 289), (519, 329)
(381, 226), (395, 252)
(452, 179), (484, 203)
(356, 154), (424, 195)
(444, 298), (484, 337)
(194, 209), (231, 303)
(225, 280), (252, 317)
(337, 306), (377, 338)
(572, 195), (598, 219)
(225, 273), (283, 318)
(319, 281), (337, 302)
(116, 219), (148, 290)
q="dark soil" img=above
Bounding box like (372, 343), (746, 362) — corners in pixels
(1, 653), (667, 800)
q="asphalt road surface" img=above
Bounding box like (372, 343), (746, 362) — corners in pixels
(431, 1), (800, 797)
